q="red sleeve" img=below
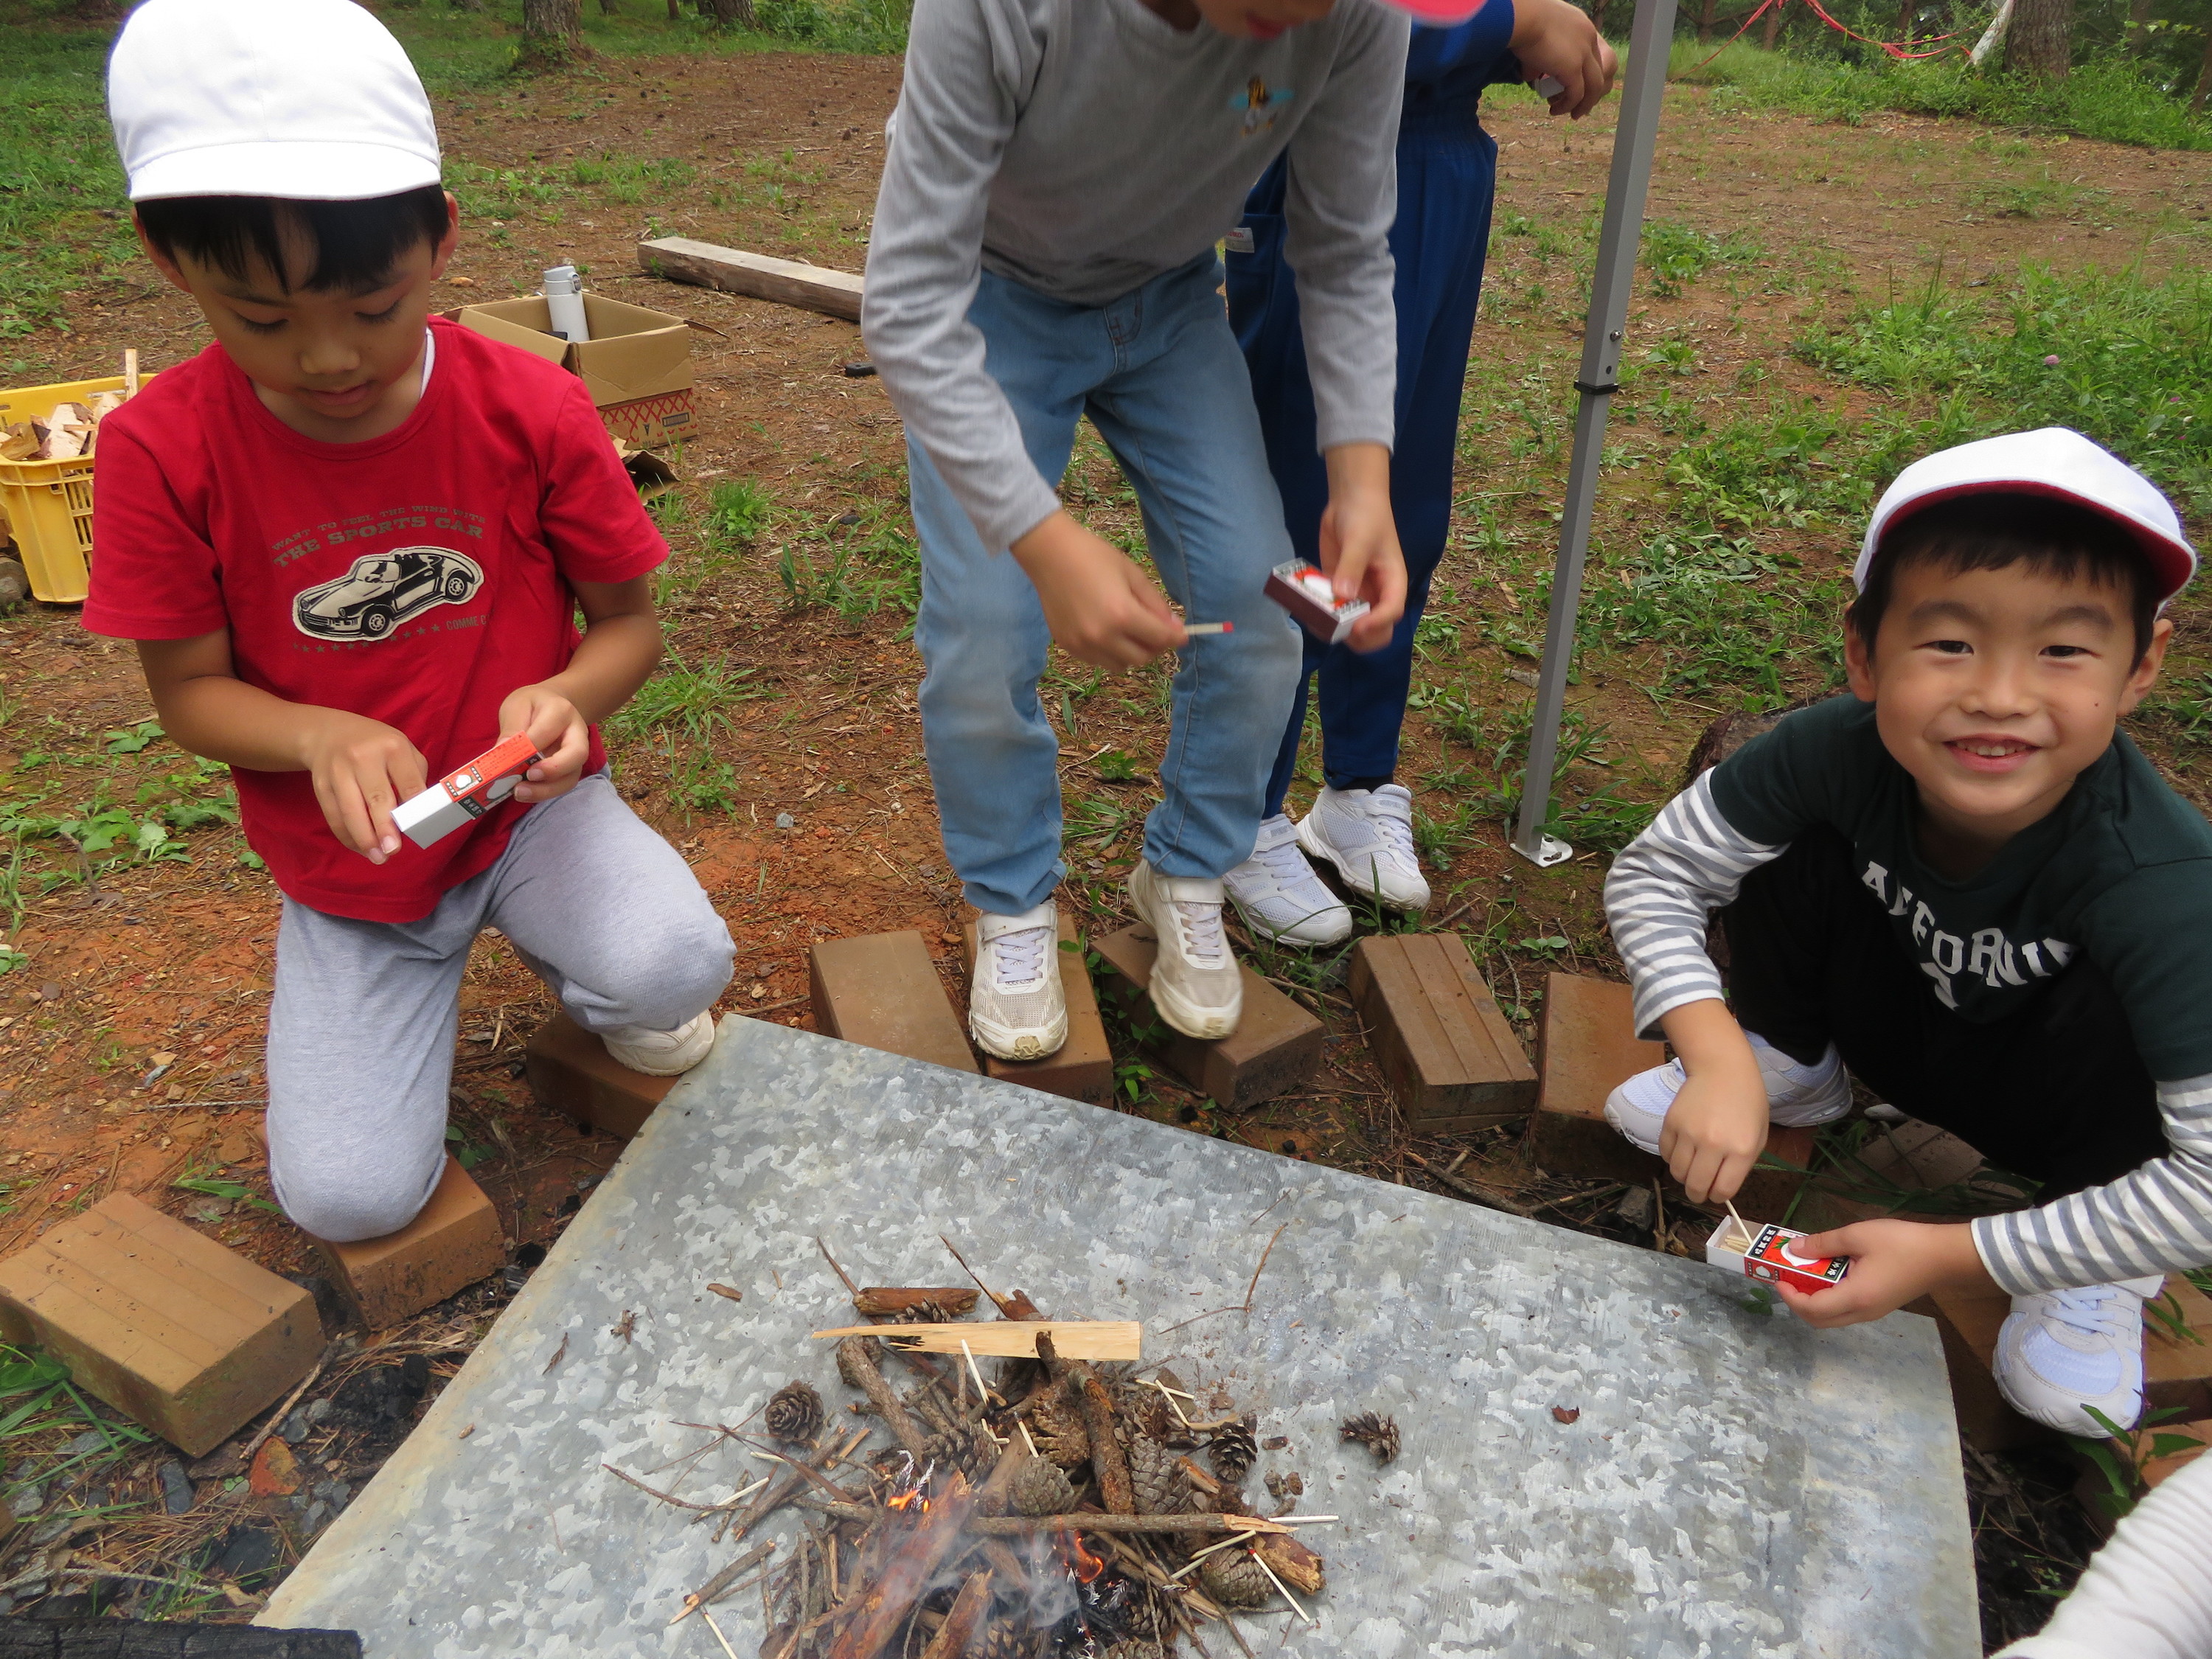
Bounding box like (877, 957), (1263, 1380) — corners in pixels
(82, 424), (229, 641)
(537, 378), (669, 587)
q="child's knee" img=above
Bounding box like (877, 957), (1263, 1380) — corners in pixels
(271, 1152), (439, 1244)
(605, 902), (734, 1029)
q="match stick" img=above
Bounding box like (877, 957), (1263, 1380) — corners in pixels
(1148, 1377), (1195, 1427)
(1164, 1532), (1251, 1580)
(1724, 1200), (1750, 1243)
(699, 1604), (742, 1659)
(1248, 1545), (1316, 1626)
(1272, 1514), (1339, 1524)
(1018, 1420), (1040, 1457)
(959, 1338), (990, 1404)
(1183, 622), (1234, 636)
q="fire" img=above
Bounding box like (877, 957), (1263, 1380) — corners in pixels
(886, 1487), (930, 1514)
(1058, 1528), (1106, 1585)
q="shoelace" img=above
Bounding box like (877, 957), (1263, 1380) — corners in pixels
(1173, 900), (1225, 966)
(1368, 804), (1418, 864)
(1252, 835), (1320, 888)
(2044, 1284), (2132, 1341)
(990, 925), (1051, 990)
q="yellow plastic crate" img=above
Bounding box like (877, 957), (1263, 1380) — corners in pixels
(0, 373), (157, 605)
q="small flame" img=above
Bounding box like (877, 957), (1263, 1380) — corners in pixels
(1059, 1528), (1106, 1585)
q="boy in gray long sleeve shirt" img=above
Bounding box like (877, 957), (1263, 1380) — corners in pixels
(864, 0), (1439, 1060)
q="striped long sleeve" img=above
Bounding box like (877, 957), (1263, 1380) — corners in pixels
(1974, 1074), (2212, 1295)
(1603, 772), (1785, 1040)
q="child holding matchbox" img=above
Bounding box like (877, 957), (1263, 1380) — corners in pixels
(83, 0), (732, 1247)
(1224, 0), (1615, 945)
(1603, 430), (2212, 1438)
(861, 0), (1475, 1057)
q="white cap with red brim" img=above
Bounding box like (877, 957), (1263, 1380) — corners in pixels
(1857, 427), (2197, 605)
(108, 0), (440, 204)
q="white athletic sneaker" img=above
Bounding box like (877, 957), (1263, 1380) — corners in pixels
(1128, 862), (1242, 1040)
(1222, 815), (1353, 947)
(1296, 785), (1430, 911)
(604, 1010), (716, 1077)
(968, 901), (1068, 1061)
(1994, 1277), (2160, 1436)
(1602, 1032), (1853, 1154)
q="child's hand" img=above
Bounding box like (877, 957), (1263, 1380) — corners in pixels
(1655, 997), (1768, 1204)
(299, 709), (427, 866)
(500, 683), (590, 804)
(1511, 0), (1620, 119)
(1012, 511), (1187, 668)
(1318, 443), (1407, 653)
(1659, 1060), (1769, 1205)
(1776, 1219), (1992, 1328)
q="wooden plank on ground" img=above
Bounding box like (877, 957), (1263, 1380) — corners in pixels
(810, 931), (978, 1074)
(961, 913), (1115, 1105)
(1090, 925), (1321, 1110)
(1348, 934), (1535, 1133)
(638, 237), (863, 321)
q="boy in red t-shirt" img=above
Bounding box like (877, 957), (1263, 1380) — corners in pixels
(86, 0), (733, 1245)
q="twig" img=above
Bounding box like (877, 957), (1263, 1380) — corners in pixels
(1165, 1531), (1251, 1580)
(1248, 1546), (1316, 1627)
(939, 1234), (1012, 1315)
(836, 1336), (933, 1462)
(670, 1540), (777, 1625)
(1404, 1149), (1538, 1219)
(240, 1340), (340, 1463)
(1242, 1221), (1289, 1312)
(815, 1237), (861, 1300)
(602, 1463), (723, 1512)
(699, 1604), (742, 1659)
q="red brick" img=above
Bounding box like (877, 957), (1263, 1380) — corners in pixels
(1349, 935), (1535, 1133)
(316, 1157), (507, 1330)
(525, 1011), (678, 1140)
(1917, 1282), (2051, 1453)
(1089, 925), (1321, 1110)
(961, 913), (1114, 1105)
(0, 1194), (320, 1456)
(809, 931), (978, 1074)
(1527, 972), (1814, 1216)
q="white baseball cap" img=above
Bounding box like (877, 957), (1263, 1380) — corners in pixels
(109, 0), (441, 203)
(1857, 427), (2196, 604)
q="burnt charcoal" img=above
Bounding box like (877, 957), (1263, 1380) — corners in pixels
(325, 1357), (430, 1446)
(208, 1521), (280, 1582)
(279, 1273), (347, 1336)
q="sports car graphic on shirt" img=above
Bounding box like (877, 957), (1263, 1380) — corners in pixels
(292, 547), (484, 641)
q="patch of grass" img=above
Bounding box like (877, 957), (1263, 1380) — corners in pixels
(1640, 218), (1764, 299)
(707, 479), (774, 549)
(1672, 39), (2212, 152)
(1798, 261), (2212, 512)
(754, 0), (913, 53)
(608, 655), (764, 744)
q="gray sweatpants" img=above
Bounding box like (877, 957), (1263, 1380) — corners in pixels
(265, 772), (734, 1243)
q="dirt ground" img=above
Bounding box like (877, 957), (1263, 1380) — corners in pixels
(1, 39), (2205, 1643)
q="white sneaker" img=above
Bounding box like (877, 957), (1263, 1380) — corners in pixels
(1222, 816), (1352, 947)
(1994, 1277), (2160, 1436)
(603, 1010), (716, 1077)
(1296, 785), (1430, 911)
(1127, 862), (1242, 1040)
(969, 901), (1068, 1061)
(1603, 1032), (1853, 1154)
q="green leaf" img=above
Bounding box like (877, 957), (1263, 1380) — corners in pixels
(2147, 1433), (2207, 1459)
(0, 1352), (67, 1397)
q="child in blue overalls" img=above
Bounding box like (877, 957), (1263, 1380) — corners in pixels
(1223, 0), (1615, 945)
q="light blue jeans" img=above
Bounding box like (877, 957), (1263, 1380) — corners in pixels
(909, 253), (1304, 917)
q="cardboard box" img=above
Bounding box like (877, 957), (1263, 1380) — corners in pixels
(394, 732), (540, 849)
(453, 293), (695, 445)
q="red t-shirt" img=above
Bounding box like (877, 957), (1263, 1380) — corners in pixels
(83, 319), (667, 923)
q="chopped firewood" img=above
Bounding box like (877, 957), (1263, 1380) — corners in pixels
(917, 1566), (992, 1659)
(834, 1335), (932, 1463)
(853, 1287), (981, 1318)
(811, 1320), (1140, 1360)
(1254, 1531), (1325, 1595)
(1, 425), (38, 462)
(1071, 1362), (1135, 1515)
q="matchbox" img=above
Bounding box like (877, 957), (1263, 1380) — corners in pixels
(394, 733), (543, 849)
(1707, 1216), (1848, 1298)
(1265, 560), (1370, 645)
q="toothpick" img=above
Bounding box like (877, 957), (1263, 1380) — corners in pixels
(1018, 1420), (1039, 1457)
(959, 1338), (990, 1403)
(1247, 1545), (1315, 1627)
(1165, 1532), (1251, 1580)
(1724, 1200), (1750, 1243)
(1272, 1514), (1338, 1524)
(1148, 1377), (1196, 1426)
(699, 1604), (742, 1659)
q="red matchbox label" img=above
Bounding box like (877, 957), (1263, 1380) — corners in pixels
(1708, 1220), (1848, 1297)
(1265, 560), (1370, 646)
(439, 731), (543, 816)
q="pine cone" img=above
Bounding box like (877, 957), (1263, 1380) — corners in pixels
(973, 1627), (1038, 1659)
(1208, 1413), (1258, 1485)
(1339, 1411), (1400, 1462)
(1099, 1644), (1164, 1659)
(927, 1418), (998, 1482)
(894, 1298), (958, 1324)
(1026, 1390), (1091, 1470)
(1200, 1548), (1275, 1610)
(764, 1380), (824, 1445)
(1009, 1453), (1077, 1517)
(1125, 1436), (1192, 1517)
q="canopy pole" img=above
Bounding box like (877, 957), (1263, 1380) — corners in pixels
(1511, 0), (1680, 867)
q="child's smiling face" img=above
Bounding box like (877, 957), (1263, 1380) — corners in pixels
(1846, 556), (2171, 868)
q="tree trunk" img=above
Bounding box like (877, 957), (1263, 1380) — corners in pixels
(2003, 0), (2073, 80)
(518, 0), (587, 67)
(701, 0), (757, 24)
(1761, 0), (1784, 47)
(2195, 25), (2212, 112)
(666, 0), (681, 17)
(1696, 0), (1718, 41)
(1896, 0), (1914, 44)
(1584, 0), (1607, 35)
(599, 0), (618, 13)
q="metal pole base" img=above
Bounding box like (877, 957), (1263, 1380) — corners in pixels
(1512, 832), (1574, 869)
